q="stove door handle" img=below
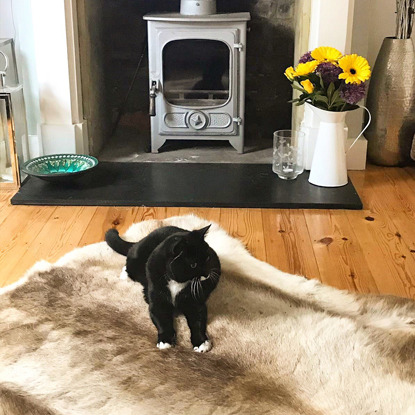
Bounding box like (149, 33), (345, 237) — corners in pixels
(149, 81), (158, 117)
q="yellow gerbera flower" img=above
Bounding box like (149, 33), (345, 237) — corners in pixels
(338, 54), (371, 84)
(311, 46), (342, 63)
(284, 66), (297, 81)
(294, 60), (318, 76)
(301, 80), (314, 94)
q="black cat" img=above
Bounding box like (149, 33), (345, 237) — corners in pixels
(105, 225), (221, 352)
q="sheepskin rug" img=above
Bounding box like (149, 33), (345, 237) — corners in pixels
(1, 215), (415, 415)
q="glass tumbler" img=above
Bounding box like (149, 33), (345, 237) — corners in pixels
(272, 130), (305, 180)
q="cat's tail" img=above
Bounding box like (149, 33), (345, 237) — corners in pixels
(105, 229), (134, 256)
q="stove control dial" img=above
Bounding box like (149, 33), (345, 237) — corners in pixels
(187, 111), (208, 130)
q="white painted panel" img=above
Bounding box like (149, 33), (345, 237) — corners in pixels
(31, 0), (72, 126)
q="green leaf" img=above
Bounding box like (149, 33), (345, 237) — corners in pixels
(292, 85), (306, 93)
(313, 95), (329, 104)
(327, 82), (335, 102)
(318, 73), (325, 89)
(327, 87), (341, 109)
(331, 89), (340, 103)
(308, 73), (320, 84)
(330, 102), (344, 110)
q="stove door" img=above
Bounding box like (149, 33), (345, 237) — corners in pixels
(150, 26), (242, 137)
(163, 39), (230, 109)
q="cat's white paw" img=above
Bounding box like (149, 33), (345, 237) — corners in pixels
(157, 342), (172, 350)
(120, 266), (129, 280)
(193, 340), (212, 353)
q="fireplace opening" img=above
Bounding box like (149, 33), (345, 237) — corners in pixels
(77, 0), (295, 163)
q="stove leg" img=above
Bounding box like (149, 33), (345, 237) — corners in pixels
(229, 137), (244, 154)
(151, 137), (167, 153)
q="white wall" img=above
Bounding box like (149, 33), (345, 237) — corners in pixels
(31, 1), (72, 127)
(31, 0), (87, 155)
(348, 0), (400, 137)
(1, 0), (88, 156)
(367, 0), (398, 67)
(353, 0), (398, 69)
(0, 0), (406, 159)
(0, 0), (40, 139)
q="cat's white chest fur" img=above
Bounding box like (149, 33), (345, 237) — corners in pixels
(168, 279), (189, 304)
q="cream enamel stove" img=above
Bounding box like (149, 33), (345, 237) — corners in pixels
(144, 0), (250, 153)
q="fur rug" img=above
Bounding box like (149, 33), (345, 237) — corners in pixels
(1, 215), (415, 415)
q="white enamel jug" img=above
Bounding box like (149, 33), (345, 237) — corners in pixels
(308, 103), (371, 187)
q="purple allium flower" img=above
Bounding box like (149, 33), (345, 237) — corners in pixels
(340, 82), (367, 105)
(299, 51), (313, 64)
(316, 62), (343, 85)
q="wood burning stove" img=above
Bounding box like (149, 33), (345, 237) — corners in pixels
(144, 1), (250, 153)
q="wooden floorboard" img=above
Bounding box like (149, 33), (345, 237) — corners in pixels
(262, 209), (321, 279)
(219, 208), (267, 262)
(304, 209), (379, 293)
(1, 166), (415, 299)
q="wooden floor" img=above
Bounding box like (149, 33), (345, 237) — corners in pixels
(1, 165), (415, 299)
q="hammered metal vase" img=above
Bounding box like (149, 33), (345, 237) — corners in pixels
(365, 37), (415, 166)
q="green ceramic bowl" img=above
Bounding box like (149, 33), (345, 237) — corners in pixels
(22, 154), (98, 182)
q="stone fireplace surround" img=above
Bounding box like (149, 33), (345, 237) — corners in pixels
(88, 0), (295, 161)
(30, 0), (367, 169)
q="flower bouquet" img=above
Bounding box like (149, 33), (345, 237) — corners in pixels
(285, 46), (371, 111)
(284, 46), (372, 187)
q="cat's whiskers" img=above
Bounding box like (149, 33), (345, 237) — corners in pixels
(197, 278), (204, 299)
(193, 279), (198, 301)
(191, 278), (198, 301)
(208, 270), (220, 284)
(195, 278), (200, 300)
(194, 278), (199, 300)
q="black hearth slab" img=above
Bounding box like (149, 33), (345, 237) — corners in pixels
(11, 162), (362, 209)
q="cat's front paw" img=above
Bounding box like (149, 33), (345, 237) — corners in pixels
(193, 340), (212, 353)
(157, 342), (173, 350)
(120, 266), (129, 280)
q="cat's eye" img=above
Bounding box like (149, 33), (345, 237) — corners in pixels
(190, 263), (197, 269)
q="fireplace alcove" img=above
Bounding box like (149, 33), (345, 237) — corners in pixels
(11, 0), (364, 209)
(77, 0), (296, 163)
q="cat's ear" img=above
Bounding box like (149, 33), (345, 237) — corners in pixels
(196, 225), (211, 238)
(171, 237), (186, 256)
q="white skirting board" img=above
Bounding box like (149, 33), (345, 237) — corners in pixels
(28, 135), (42, 159)
(346, 136), (367, 170)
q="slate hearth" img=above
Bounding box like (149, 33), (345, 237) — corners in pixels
(11, 162), (362, 209)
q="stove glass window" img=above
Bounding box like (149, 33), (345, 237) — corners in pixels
(163, 39), (230, 107)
